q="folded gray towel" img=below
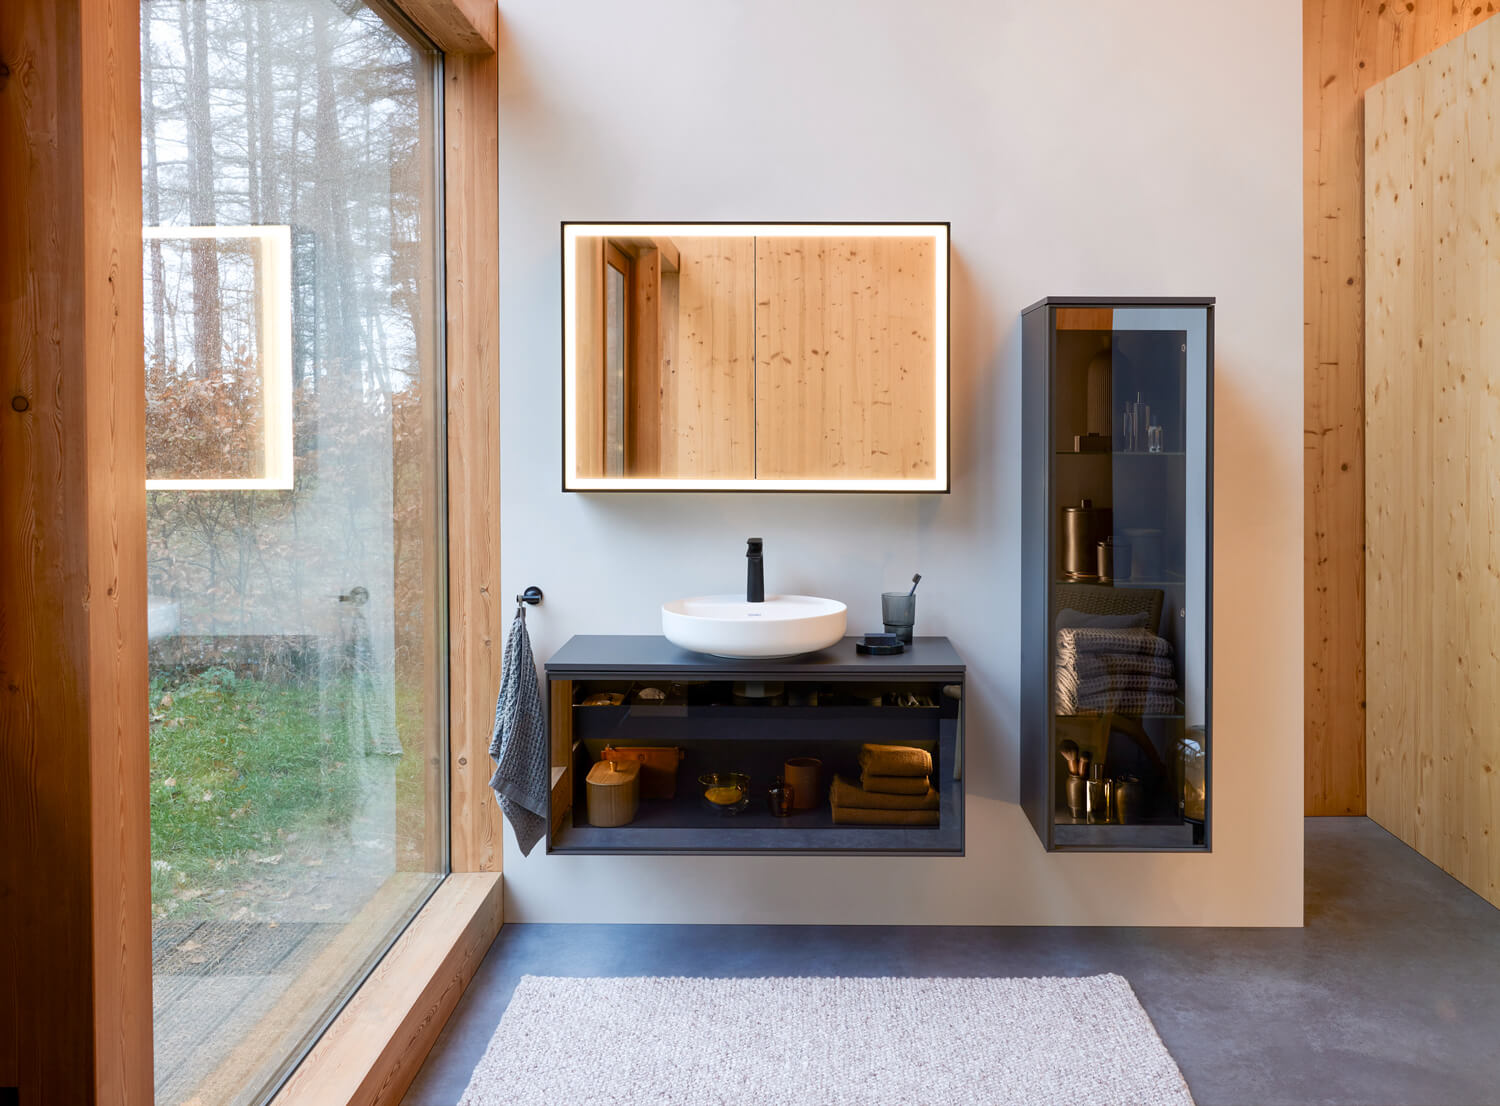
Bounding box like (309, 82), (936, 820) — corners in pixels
(488, 607), (548, 857)
(1075, 652), (1175, 681)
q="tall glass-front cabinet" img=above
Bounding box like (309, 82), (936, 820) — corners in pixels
(1020, 298), (1212, 850)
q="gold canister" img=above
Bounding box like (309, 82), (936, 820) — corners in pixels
(1061, 499), (1112, 581)
(784, 757), (822, 811)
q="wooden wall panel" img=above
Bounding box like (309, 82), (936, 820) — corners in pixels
(755, 236), (937, 480)
(1303, 0), (1495, 815)
(445, 49), (504, 874)
(659, 237), (756, 478)
(573, 238), (606, 479)
(1365, 16), (1500, 908)
(0, 0), (153, 1100)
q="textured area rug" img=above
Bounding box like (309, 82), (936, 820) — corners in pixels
(458, 974), (1195, 1106)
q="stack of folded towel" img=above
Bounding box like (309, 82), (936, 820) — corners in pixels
(1055, 626), (1179, 715)
(828, 744), (940, 825)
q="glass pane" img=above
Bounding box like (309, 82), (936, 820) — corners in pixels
(604, 261), (626, 476)
(1050, 306), (1208, 848)
(142, 2), (446, 1103)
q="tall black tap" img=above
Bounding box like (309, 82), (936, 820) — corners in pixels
(746, 538), (764, 603)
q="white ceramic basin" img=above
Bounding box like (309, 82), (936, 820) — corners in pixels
(661, 594), (848, 659)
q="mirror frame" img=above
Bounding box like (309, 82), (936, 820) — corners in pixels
(561, 221), (950, 492)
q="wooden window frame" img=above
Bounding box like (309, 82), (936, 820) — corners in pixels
(0, 0), (502, 1103)
(603, 241), (633, 476)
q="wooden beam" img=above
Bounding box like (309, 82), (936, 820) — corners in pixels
(613, 235), (681, 272)
(444, 48), (504, 873)
(1302, 0), (1496, 816)
(397, 0), (497, 55)
(269, 873), (504, 1106)
(628, 246), (663, 475)
(549, 681), (574, 838)
(0, 0), (152, 1100)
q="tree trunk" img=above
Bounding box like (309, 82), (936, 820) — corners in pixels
(181, 0), (223, 379)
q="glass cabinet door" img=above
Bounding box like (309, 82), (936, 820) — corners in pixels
(1048, 305), (1209, 848)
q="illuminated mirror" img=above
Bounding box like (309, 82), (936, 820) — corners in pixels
(563, 222), (949, 491)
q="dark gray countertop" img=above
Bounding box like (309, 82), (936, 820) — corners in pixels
(544, 635), (965, 679)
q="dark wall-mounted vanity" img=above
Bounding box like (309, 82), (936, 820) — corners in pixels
(544, 636), (966, 855)
(1020, 298), (1213, 851)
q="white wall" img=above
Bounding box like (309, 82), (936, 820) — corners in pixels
(495, 0), (1303, 925)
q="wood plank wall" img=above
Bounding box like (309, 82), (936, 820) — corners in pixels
(659, 237), (756, 478)
(1303, 0), (1495, 815)
(754, 236), (938, 480)
(1364, 14), (1500, 908)
(0, 0), (153, 1100)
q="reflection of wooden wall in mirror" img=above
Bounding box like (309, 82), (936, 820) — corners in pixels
(574, 237), (606, 478)
(1056, 307), (1113, 331)
(661, 238), (756, 478)
(657, 240), (756, 477)
(753, 237), (937, 479)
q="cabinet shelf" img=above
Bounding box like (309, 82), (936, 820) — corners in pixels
(545, 635), (966, 856)
(1055, 450), (1186, 457)
(552, 786), (962, 856)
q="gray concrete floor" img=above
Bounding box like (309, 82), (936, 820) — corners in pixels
(403, 818), (1500, 1106)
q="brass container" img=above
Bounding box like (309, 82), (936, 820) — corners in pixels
(1065, 774), (1087, 820)
(784, 757), (822, 811)
(1114, 775), (1145, 824)
(1061, 499), (1112, 581)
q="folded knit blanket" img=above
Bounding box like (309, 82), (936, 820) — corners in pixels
(1055, 627), (1178, 716)
(831, 775), (939, 811)
(1058, 669), (1180, 715)
(858, 743), (932, 778)
(1057, 626), (1172, 660)
(1075, 652), (1175, 681)
(861, 772), (931, 796)
(1073, 689), (1180, 715)
(1073, 673), (1177, 701)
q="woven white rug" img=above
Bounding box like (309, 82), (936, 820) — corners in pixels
(458, 974), (1195, 1106)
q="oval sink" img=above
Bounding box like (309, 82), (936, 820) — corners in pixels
(662, 595), (848, 659)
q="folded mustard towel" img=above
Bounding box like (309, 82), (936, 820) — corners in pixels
(858, 743), (932, 778)
(860, 772), (931, 796)
(831, 776), (939, 811)
(831, 805), (940, 826)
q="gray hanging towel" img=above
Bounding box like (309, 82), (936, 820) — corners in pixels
(488, 605), (548, 856)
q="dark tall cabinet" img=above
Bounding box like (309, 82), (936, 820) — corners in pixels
(1020, 298), (1213, 851)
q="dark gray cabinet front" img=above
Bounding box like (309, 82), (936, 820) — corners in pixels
(1021, 299), (1213, 852)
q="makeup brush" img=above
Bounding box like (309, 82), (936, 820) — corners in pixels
(907, 573), (922, 596)
(1059, 739), (1080, 776)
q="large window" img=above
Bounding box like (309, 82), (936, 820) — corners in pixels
(141, 2), (446, 1103)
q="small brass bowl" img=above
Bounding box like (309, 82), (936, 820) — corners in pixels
(698, 772), (750, 815)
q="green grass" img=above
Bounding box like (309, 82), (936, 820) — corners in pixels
(149, 667), (362, 911)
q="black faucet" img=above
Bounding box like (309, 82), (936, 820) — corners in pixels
(746, 538), (764, 603)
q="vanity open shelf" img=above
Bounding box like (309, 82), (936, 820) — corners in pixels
(544, 635), (966, 856)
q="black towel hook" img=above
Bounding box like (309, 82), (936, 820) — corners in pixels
(516, 586), (543, 609)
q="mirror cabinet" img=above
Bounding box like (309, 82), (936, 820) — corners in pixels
(562, 223), (949, 491)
